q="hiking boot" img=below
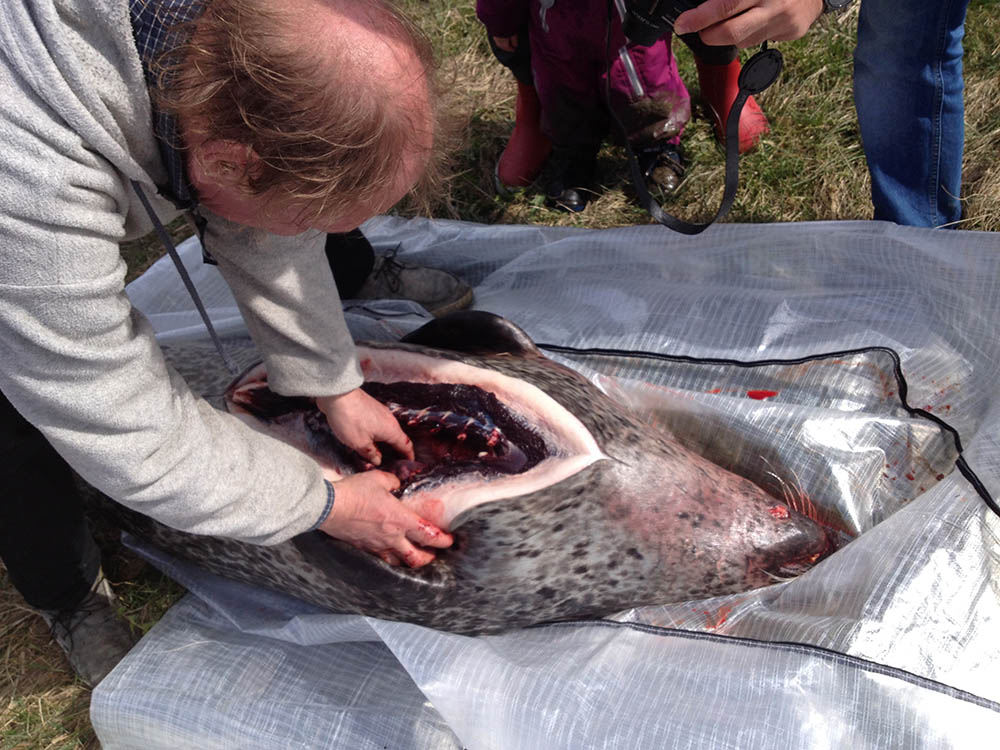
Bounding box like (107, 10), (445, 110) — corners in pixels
(545, 144), (598, 212)
(40, 572), (138, 688)
(495, 80), (552, 194)
(638, 142), (686, 193)
(352, 247), (474, 318)
(694, 57), (770, 154)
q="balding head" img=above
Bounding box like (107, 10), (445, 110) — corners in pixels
(162, 0), (439, 233)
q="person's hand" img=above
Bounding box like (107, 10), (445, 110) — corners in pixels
(318, 469), (453, 567)
(316, 388), (414, 467)
(673, 0), (824, 49)
(492, 35), (518, 53)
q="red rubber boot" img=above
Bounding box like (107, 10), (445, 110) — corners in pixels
(694, 57), (770, 154)
(495, 80), (552, 192)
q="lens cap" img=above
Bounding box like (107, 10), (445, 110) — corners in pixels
(738, 47), (784, 94)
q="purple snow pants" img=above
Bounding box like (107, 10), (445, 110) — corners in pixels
(527, 0), (690, 149)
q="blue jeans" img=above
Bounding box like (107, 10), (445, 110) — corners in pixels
(854, 0), (970, 227)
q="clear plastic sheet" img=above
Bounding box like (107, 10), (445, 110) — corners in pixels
(93, 218), (1000, 748)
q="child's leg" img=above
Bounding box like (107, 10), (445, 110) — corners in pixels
(528, 1), (612, 210)
(680, 35), (770, 154)
(606, 37), (691, 146)
(533, 79), (603, 211)
(487, 32), (552, 191)
(605, 36), (690, 191)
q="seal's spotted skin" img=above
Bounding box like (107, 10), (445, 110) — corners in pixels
(118, 313), (837, 634)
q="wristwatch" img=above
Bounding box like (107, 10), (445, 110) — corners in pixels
(822, 0), (854, 12)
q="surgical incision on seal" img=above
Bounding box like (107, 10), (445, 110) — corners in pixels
(234, 379), (550, 494)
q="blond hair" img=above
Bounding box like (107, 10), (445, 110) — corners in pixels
(154, 0), (443, 220)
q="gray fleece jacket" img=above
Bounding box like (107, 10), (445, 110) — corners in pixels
(0, 0), (364, 544)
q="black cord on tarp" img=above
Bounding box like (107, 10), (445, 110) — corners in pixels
(537, 340), (999, 518)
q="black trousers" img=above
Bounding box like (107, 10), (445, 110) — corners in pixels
(0, 231), (374, 613)
(0, 389), (101, 613)
(326, 229), (376, 300)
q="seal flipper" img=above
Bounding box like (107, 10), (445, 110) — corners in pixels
(401, 311), (541, 357)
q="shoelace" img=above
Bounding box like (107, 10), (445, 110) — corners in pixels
(370, 245), (407, 294)
(46, 579), (118, 651)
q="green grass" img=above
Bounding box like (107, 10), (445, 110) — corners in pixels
(1, 686), (95, 750)
(5, 3), (1000, 747)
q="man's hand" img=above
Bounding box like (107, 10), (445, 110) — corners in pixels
(316, 388), (414, 467)
(673, 0), (824, 49)
(318, 470), (453, 567)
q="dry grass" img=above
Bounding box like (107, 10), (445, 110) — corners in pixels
(4, 3), (999, 747)
(1, 572), (97, 750)
(1, 500), (184, 749)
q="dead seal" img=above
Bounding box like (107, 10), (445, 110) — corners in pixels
(116, 312), (840, 634)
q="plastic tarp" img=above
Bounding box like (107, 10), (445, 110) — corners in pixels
(92, 218), (1000, 748)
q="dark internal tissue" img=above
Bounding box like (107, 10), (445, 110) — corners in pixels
(235, 379), (549, 494)
(362, 382), (548, 492)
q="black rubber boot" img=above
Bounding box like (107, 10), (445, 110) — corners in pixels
(545, 145), (598, 212)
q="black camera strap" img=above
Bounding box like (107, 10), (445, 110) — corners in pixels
(614, 44), (783, 235)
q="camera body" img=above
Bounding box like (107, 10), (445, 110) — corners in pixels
(622, 0), (704, 46)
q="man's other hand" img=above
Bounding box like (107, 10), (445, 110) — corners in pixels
(318, 469), (453, 567)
